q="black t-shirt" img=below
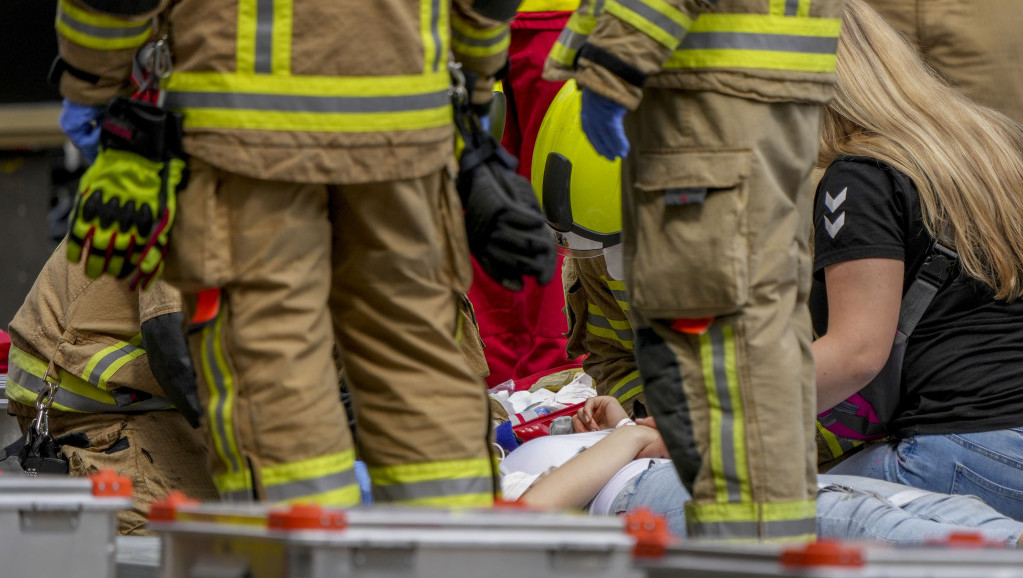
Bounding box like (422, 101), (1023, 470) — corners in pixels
(810, 155), (1023, 437)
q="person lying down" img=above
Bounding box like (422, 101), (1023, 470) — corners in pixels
(500, 396), (1023, 546)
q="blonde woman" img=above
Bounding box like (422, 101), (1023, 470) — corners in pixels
(812, 0), (1023, 519)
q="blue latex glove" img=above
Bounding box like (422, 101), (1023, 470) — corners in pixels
(580, 88), (630, 160)
(59, 98), (106, 164)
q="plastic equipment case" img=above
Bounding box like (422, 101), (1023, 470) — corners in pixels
(149, 496), (649, 578)
(0, 470), (133, 578)
(636, 535), (1023, 577)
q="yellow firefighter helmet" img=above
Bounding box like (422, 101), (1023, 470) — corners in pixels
(531, 79), (622, 258)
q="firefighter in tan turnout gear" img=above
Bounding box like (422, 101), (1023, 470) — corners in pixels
(5, 246), (217, 534)
(54, 0), (554, 506)
(544, 0), (845, 540)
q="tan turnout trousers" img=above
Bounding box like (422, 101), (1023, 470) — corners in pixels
(9, 404), (218, 535)
(562, 256), (645, 416)
(622, 89), (820, 541)
(164, 159), (495, 506)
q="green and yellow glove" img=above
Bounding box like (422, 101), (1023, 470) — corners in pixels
(67, 97), (187, 289)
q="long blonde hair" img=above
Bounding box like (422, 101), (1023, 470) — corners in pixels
(819, 0), (1023, 301)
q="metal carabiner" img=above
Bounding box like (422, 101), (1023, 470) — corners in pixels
(151, 36), (173, 80)
(32, 372), (58, 437)
(448, 56), (468, 107)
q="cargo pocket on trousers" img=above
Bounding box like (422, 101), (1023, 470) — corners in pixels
(628, 150), (752, 319)
(66, 422), (152, 534)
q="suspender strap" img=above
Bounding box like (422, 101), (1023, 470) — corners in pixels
(897, 241), (958, 337)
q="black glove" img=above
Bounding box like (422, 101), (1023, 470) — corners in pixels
(142, 311), (202, 428)
(457, 139), (557, 291)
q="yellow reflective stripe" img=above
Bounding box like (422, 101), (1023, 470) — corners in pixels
(7, 346), (171, 413)
(81, 333), (144, 390)
(271, 0), (292, 75)
(179, 108), (451, 133)
(164, 71), (453, 132)
(200, 310), (246, 478)
(687, 498), (817, 541)
(768, 0), (787, 15)
(604, 0), (692, 50)
(421, 0), (448, 73)
(370, 457), (492, 484)
(586, 324), (634, 347)
(602, 276), (630, 311)
(56, 0), (151, 50)
(451, 11), (509, 41)
(608, 369), (643, 402)
(665, 49), (836, 73)
(370, 457), (493, 505)
(691, 13), (841, 37)
(261, 450), (360, 505)
(689, 498), (816, 523)
(586, 303), (630, 330)
(236, 0), (257, 74)
(700, 325), (751, 504)
(549, 12), (597, 67)
(394, 493), (494, 508)
(518, 0), (581, 11)
(797, 0), (812, 17)
(586, 303), (634, 346)
(663, 14), (842, 73)
(451, 16), (510, 58)
(214, 468), (254, 495)
(262, 449), (355, 487)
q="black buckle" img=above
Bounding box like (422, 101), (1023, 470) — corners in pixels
(917, 242), (958, 287)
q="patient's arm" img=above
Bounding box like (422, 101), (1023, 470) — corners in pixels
(519, 425), (662, 510)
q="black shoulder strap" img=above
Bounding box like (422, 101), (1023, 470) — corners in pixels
(897, 242), (958, 336)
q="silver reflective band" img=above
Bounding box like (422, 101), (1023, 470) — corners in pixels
(372, 475), (491, 502)
(615, 0), (688, 40)
(707, 325), (743, 503)
(58, 9), (150, 39)
(164, 90), (451, 113)
(429, 0), (443, 72)
(588, 314), (635, 342)
(254, 0), (274, 74)
(203, 325), (242, 473)
(8, 364), (172, 413)
(679, 31), (839, 54)
(264, 469), (359, 502)
(785, 0), (800, 16)
(612, 374), (643, 402)
(555, 28), (588, 52)
(87, 341), (142, 385)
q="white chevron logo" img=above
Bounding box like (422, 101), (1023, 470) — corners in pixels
(825, 187), (847, 213)
(824, 212), (845, 238)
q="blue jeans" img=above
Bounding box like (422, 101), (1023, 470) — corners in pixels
(827, 428), (1023, 520)
(817, 474), (1023, 547)
(609, 462), (1023, 545)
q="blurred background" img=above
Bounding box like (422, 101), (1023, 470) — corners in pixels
(0, 1), (75, 328)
